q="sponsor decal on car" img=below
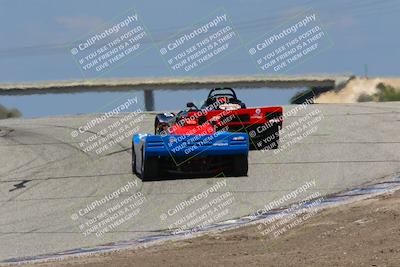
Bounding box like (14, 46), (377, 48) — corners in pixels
(219, 103), (241, 110)
(251, 108), (263, 119)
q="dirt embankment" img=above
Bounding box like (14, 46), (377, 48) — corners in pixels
(316, 77), (400, 103)
(24, 189), (400, 267)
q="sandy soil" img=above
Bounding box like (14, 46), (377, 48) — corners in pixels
(381, 78), (400, 89)
(316, 77), (400, 103)
(316, 78), (381, 103)
(23, 189), (400, 267)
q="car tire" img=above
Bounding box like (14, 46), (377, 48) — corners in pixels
(154, 118), (159, 134)
(250, 124), (279, 150)
(132, 142), (136, 174)
(232, 154), (248, 176)
(141, 150), (159, 181)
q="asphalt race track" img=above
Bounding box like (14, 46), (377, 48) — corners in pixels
(0, 102), (399, 262)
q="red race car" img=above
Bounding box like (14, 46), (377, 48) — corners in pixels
(154, 87), (283, 150)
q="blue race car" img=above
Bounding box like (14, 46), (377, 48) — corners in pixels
(132, 111), (249, 181)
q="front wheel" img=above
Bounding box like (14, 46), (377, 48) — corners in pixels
(231, 154), (248, 176)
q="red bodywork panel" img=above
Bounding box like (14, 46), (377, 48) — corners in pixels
(189, 106), (283, 128)
(169, 121), (215, 135)
(165, 106), (283, 135)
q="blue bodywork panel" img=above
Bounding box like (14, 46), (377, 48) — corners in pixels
(133, 132), (249, 159)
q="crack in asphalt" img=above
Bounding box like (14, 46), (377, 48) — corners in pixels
(9, 180), (31, 192)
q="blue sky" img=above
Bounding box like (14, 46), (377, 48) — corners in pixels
(1, 0), (399, 117)
(0, 0), (399, 82)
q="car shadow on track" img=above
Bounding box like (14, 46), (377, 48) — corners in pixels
(139, 171), (232, 182)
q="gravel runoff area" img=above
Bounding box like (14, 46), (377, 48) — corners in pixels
(22, 185), (400, 267)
